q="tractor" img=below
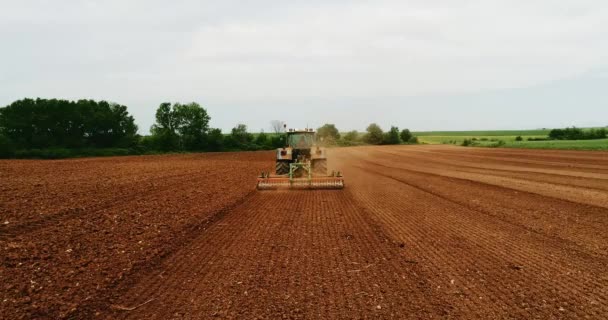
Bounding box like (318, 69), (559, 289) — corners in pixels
(257, 127), (344, 190)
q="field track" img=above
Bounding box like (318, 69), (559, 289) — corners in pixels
(1, 145), (608, 319)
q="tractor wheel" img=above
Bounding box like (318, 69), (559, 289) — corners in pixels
(276, 161), (290, 175)
(312, 159), (327, 175)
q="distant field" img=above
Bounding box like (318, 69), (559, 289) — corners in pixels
(498, 139), (608, 150)
(414, 129), (551, 137)
(417, 135), (546, 144)
(414, 128), (608, 151)
(414, 129), (548, 145)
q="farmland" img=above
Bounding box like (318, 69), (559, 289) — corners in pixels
(414, 129), (549, 144)
(489, 138), (608, 150)
(414, 129), (552, 137)
(2, 145), (608, 319)
(415, 129), (608, 150)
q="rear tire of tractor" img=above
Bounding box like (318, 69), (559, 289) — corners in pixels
(312, 159), (327, 175)
(276, 161), (290, 175)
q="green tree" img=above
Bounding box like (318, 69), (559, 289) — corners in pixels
(174, 102), (210, 150)
(364, 123), (384, 145)
(384, 126), (401, 145)
(317, 124), (340, 143)
(230, 124), (254, 149)
(207, 128), (224, 151)
(85, 101), (139, 148)
(150, 103), (180, 151)
(270, 134), (286, 148)
(151, 103), (177, 133)
(150, 102), (210, 151)
(399, 129), (412, 142)
(173, 103), (209, 133)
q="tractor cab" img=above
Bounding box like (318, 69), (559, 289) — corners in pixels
(286, 129), (316, 149)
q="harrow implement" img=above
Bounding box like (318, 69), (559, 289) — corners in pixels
(257, 174), (345, 190)
(257, 162), (344, 190)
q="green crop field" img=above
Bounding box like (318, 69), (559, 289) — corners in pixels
(416, 135), (547, 144)
(413, 128), (608, 151)
(496, 139), (608, 151)
(413, 129), (551, 137)
(413, 129), (548, 145)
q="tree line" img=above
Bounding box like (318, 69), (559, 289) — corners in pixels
(141, 102), (284, 152)
(548, 127), (607, 140)
(316, 123), (418, 146)
(518, 127), (607, 142)
(140, 102), (284, 152)
(0, 98), (138, 149)
(0, 98), (418, 158)
(0, 98), (139, 157)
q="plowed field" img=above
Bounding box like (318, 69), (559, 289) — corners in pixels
(2, 146), (607, 319)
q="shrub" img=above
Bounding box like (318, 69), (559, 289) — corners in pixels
(13, 148), (73, 159)
(383, 126), (401, 145)
(342, 130), (360, 142)
(489, 140), (506, 148)
(588, 128), (607, 139)
(461, 139), (474, 147)
(0, 134), (15, 158)
(515, 136), (523, 141)
(269, 134), (286, 149)
(255, 131), (269, 147)
(148, 130), (180, 151)
(206, 128), (224, 151)
(399, 129), (418, 144)
(549, 127), (582, 140)
(230, 124), (254, 149)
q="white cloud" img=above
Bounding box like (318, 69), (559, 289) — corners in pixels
(1, 0), (607, 132)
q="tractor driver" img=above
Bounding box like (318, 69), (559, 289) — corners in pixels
(297, 135), (308, 148)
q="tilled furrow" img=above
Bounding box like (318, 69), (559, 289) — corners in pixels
(108, 191), (453, 319)
(337, 148), (608, 318)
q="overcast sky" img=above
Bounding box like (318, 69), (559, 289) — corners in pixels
(1, 0), (607, 133)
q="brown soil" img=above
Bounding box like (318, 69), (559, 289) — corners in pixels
(1, 146), (607, 319)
